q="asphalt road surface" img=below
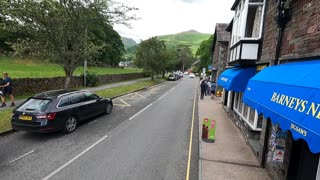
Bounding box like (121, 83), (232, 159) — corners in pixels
(0, 77), (199, 180)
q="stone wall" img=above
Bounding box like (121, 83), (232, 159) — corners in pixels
(11, 73), (146, 96)
(261, 0), (320, 63)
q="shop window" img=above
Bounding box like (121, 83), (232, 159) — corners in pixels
(249, 106), (255, 124)
(233, 92), (261, 131)
(239, 92), (244, 114)
(243, 104), (249, 119)
(234, 92), (239, 110)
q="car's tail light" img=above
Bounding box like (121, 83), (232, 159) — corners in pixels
(37, 113), (56, 120)
(47, 113), (56, 120)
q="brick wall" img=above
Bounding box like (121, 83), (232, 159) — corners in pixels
(10, 73), (146, 96)
(261, 0), (320, 63)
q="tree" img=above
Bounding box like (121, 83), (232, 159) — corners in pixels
(91, 22), (125, 67)
(196, 35), (214, 70)
(0, 0), (137, 88)
(177, 46), (195, 71)
(135, 37), (167, 80)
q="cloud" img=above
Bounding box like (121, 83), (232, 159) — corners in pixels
(180, 0), (198, 3)
(114, 0), (234, 41)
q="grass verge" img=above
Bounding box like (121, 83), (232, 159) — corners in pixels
(0, 78), (165, 134)
(0, 56), (142, 78)
(96, 79), (165, 98)
(0, 108), (13, 134)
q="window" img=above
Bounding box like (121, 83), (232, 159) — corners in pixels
(18, 98), (51, 111)
(58, 98), (70, 108)
(232, 92), (261, 131)
(84, 92), (99, 101)
(231, 0), (265, 46)
(70, 93), (86, 105)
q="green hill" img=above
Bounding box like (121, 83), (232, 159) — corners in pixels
(157, 30), (211, 54)
(121, 37), (137, 49)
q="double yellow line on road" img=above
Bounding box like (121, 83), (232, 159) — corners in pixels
(186, 80), (198, 180)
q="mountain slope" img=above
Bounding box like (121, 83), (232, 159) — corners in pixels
(157, 30), (211, 54)
(121, 37), (137, 49)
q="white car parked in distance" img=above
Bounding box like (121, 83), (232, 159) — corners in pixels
(189, 73), (195, 78)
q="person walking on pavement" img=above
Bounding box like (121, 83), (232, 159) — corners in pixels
(0, 72), (15, 107)
(211, 80), (216, 99)
(207, 80), (211, 96)
(200, 80), (206, 100)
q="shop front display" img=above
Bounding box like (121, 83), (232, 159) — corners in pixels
(243, 60), (320, 179)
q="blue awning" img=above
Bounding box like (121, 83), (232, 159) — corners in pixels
(217, 67), (256, 92)
(243, 60), (320, 153)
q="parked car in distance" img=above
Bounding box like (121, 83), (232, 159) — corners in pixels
(168, 74), (176, 81)
(189, 73), (195, 78)
(11, 90), (113, 134)
(184, 72), (189, 75)
(179, 72), (184, 78)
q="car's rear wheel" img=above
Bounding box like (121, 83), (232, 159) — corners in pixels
(105, 103), (113, 115)
(63, 117), (77, 134)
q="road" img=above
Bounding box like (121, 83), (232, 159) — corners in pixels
(0, 77), (199, 180)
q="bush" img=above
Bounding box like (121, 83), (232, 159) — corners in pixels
(85, 71), (99, 87)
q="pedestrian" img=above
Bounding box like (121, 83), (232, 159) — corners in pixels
(211, 81), (216, 99)
(0, 72), (15, 107)
(200, 80), (206, 100)
(207, 81), (211, 96)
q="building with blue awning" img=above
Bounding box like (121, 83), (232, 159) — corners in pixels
(243, 60), (320, 153)
(217, 66), (263, 131)
(216, 0), (320, 179)
(217, 67), (256, 92)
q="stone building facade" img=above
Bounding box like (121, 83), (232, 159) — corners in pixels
(260, 0), (320, 64)
(219, 0), (320, 179)
(211, 23), (230, 84)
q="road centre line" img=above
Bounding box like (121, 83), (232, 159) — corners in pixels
(9, 150), (35, 164)
(129, 103), (153, 121)
(42, 135), (108, 180)
(158, 92), (169, 100)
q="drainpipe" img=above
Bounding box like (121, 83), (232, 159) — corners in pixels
(274, 27), (285, 65)
(273, 0), (290, 65)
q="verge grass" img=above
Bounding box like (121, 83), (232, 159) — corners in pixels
(96, 79), (165, 98)
(0, 108), (13, 134)
(0, 57), (142, 79)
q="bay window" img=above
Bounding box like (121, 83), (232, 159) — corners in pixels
(233, 92), (262, 131)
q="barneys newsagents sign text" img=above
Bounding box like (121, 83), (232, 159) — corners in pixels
(271, 92), (320, 119)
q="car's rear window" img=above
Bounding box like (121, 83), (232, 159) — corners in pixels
(17, 98), (51, 111)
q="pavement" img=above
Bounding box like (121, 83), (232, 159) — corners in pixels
(0, 77), (149, 111)
(0, 77), (199, 180)
(198, 95), (271, 180)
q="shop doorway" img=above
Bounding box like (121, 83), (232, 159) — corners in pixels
(287, 139), (319, 180)
(223, 90), (228, 106)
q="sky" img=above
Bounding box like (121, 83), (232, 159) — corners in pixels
(113, 0), (235, 42)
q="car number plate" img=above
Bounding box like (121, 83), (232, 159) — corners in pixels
(19, 115), (32, 121)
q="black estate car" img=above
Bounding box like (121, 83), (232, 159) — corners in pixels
(11, 89), (113, 133)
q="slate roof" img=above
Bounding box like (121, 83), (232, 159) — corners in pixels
(216, 23), (230, 42)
